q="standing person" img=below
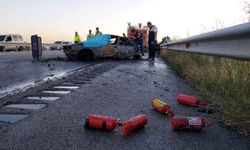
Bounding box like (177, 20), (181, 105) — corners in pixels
(131, 28), (139, 52)
(147, 21), (158, 61)
(95, 27), (102, 36)
(131, 28), (144, 56)
(87, 30), (94, 40)
(74, 32), (81, 43)
(137, 28), (144, 56)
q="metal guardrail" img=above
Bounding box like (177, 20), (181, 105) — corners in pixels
(0, 42), (66, 51)
(0, 42), (62, 47)
(0, 42), (31, 47)
(162, 22), (250, 60)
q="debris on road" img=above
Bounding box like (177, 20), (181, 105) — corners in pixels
(151, 99), (174, 117)
(171, 116), (214, 131)
(196, 105), (217, 114)
(151, 98), (215, 132)
(177, 94), (217, 114)
(84, 114), (148, 136)
(177, 94), (208, 107)
(85, 114), (120, 131)
(121, 114), (148, 136)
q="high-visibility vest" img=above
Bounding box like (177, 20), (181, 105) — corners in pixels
(95, 32), (102, 36)
(87, 34), (94, 39)
(74, 35), (81, 43)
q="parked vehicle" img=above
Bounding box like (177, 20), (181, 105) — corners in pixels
(50, 41), (72, 50)
(0, 34), (30, 52)
(63, 34), (140, 61)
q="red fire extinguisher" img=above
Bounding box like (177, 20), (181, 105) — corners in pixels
(85, 114), (120, 131)
(177, 94), (208, 107)
(151, 99), (175, 117)
(171, 116), (214, 131)
(121, 114), (148, 136)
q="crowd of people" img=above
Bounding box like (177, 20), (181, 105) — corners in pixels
(74, 22), (171, 61)
(127, 21), (158, 60)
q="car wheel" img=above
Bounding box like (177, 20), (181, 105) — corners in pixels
(25, 46), (30, 51)
(18, 46), (24, 51)
(78, 50), (93, 61)
(0, 46), (5, 52)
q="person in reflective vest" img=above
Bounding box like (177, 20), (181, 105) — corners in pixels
(87, 30), (94, 40)
(95, 27), (103, 36)
(74, 32), (81, 43)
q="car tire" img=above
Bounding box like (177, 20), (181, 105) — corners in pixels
(18, 46), (24, 51)
(78, 50), (93, 61)
(25, 46), (30, 51)
(0, 46), (5, 52)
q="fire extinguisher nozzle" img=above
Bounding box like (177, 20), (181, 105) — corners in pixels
(84, 119), (90, 129)
(199, 102), (208, 107)
(121, 125), (131, 136)
(167, 111), (175, 117)
(116, 119), (123, 127)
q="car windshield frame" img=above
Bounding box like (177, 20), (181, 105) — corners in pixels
(0, 36), (6, 41)
(54, 41), (62, 44)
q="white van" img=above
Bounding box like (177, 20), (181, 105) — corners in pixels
(0, 34), (29, 52)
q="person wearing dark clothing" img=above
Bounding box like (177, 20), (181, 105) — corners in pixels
(137, 29), (144, 56)
(131, 29), (144, 56)
(138, 23), (145, 56)
(147, 22), (158, 60)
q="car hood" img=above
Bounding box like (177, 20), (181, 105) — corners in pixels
(83, 34), (111, 48)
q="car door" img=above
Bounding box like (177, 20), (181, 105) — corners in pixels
(99, 45), (116, 58)
(5, 35), (15, 51)
(96, 36), (117, 58)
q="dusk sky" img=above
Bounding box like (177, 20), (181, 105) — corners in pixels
(0, 0), (248, 43)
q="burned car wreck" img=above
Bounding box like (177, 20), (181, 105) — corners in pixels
(63, 34), (140, 60)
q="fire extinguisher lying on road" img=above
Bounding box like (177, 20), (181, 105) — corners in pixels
(177, 94), (208, 107)
(85, 114), (121, 131)
(85, 114), (148, 136)
(151, 99), (175, 117)
(171, 116), (214, 131)
(150, 99), (214, 131)
(121, 114), (148, 136)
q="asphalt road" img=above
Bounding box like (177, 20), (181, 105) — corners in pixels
(0, 50), (93, 98)
(0, 58), (249, 150)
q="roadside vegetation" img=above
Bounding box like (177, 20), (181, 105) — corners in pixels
(164, 51), (250, 136)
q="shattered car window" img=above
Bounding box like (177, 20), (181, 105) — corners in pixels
(0, 36), (6, 41)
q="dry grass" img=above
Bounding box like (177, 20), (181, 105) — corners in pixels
(164, 51), (250, 135)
